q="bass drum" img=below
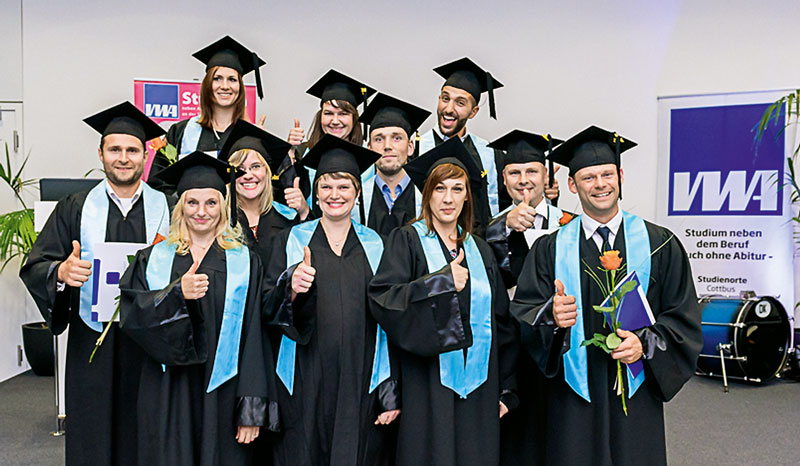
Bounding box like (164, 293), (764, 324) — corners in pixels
(697, 296), (791, 382)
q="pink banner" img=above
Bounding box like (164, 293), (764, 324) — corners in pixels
(133, 79), (257, 179)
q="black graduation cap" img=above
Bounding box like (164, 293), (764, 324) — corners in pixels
(488, 130), (564, 167)
(299, 134), (380, 179)
(404, 137), (484, 194)
(84, 101), (165, 144)
(433, 57), (504, 119)
(151, 151), (245, 227)
(360, 93), (431, 138)
(192, 35), (266, 99)
(218, 120), (292, 176)
(306, 69), (376, 109)
(548, 125), (637, 198)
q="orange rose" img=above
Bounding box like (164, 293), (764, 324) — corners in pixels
(559, 212), (574, 226)
(152, 233), (166, 245)
(599, 250), (622, 271)
(149, 137), (167, 152)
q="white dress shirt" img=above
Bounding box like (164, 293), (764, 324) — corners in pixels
(580, 209), (623, 251)
(106, 181), (143, 217)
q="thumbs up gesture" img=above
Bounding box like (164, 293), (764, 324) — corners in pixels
(450, 249), (469, 292)
(287, 118), (305, 146)
(57, 240), (93, 287)
(291, 246), (316, 296)
(284, 176), (310, 219)
(506, 188), (538, 232)
(544, 165), (561, 201)
(552, 279), (578, 328)
(181, 260), (209, 300)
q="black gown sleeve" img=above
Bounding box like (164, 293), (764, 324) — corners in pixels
(118, 247), (208, 366)
(485, 210), (514, 287)
(19, 195), (81, 335)
(509, 233), (569, 378)
(640, 227), (703, 402)
(235, 252), (271, 427)
(368, 227), (470, 357)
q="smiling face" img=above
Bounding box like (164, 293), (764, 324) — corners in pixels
(369, 126), (414, 177)
(210, 66), (241, 108)
(182, 188), (222, 236)
(321, 101), (355, 139)
(436, 86), (479, 138)
(568, 163), (623, 222)
(503, 161), (546, 205)
(316, 173), (358, 221)
(98, 133), (145, 188)
(234, 151), (268, 201)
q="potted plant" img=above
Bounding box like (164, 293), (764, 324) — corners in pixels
(0, 141), (51, 375)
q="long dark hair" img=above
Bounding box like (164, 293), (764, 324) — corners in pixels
(197, 66), (248, 129)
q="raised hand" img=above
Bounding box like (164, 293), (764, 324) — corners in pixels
(284, 177), (310, 218)
(181, 260), (209, 300)
(451, 249), (469, 292)
(57, 240), (92, 287)
(257, 114), (267, 128)
(291, 246), (316, 296)
(552, 279), (577, 328)
(506, 189), (537, 232)
(544, 165), (560, 200)
(287, 118), (305, 146)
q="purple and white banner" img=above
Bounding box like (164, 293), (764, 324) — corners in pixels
(656, 91), (796, 325)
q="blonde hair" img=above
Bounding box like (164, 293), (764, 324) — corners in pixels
(227, 149), (273, 215)
(167, 190), (243, 255)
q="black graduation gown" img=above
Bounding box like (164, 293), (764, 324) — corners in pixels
(119, 243), (272, 466)
(149, 119), (235, 186)
(430, 132), (498, 238)
(19, 191), (148, 466)
(263, 225), (400, 466)
(368, 225), (519, 466)
(237, 207), (298, 269)
(366, 180), (417, 237)
(510, 220), (703, 466)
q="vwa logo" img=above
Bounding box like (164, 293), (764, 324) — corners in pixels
(670, 170), (779, 216)
(144, 83), (179, 119)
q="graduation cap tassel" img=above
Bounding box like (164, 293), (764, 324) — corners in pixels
(486, 72), (497, 120)
(362, 87), (369, 142)
(546, 134), (558, 207)
(229, 168), (238, 228)
(358, 190), (366, 225)
(614, 133), (622, 200)
(252, 53), (263, 100)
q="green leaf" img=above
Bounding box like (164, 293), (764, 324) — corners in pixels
(592, 305), (615, 313)
(606, 333), (622, 349)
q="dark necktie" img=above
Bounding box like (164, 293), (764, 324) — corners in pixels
(597, 226), (612, 252)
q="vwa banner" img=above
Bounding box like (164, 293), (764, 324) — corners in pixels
(656, 92), (796, 325)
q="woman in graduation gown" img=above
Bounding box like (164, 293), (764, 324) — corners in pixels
(150, 35), (266, 180)
(218, 120), (311, 265)
(368, 138), (520, 466)
(263, 135), (400, 466)
(119, 152), (276, 466)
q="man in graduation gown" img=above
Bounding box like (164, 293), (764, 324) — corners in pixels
(416, 57), (505, 235)
(357, 93), (431, 236)
(486, 130), (567, 290)
(369, 138), (519, 466)
(19, 102), (170, 466)
(119, 152), (272, 466)
(510, 126), (703, 466)
(262, 136), (399, 466)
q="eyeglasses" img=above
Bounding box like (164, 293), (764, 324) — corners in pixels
(240, 163), (265, 173)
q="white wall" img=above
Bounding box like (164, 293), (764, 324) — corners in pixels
(4, 0), (800, 380)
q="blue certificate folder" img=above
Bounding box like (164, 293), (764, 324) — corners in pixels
(600, 271), (655, 378)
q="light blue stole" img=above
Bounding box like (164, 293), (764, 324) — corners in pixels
(271, 201), (298, 221)
(556, 211), (651, 402)
(79, 180), (169, 332)
(418, 129), (500, 216)
(179, 116), (204, 157)
(275, 218), (390, 395)
(145, 240), (251, 393)
(411, 220), (493, 398)
(359, 165), (423, 225)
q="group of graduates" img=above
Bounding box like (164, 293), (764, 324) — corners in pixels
(19, 35), (704, 466)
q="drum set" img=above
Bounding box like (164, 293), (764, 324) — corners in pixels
(696, 294), (795, 391)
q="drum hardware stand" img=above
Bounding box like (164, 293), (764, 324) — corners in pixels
(718, 343), (731, 393)
(696, 344), (755, 392)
